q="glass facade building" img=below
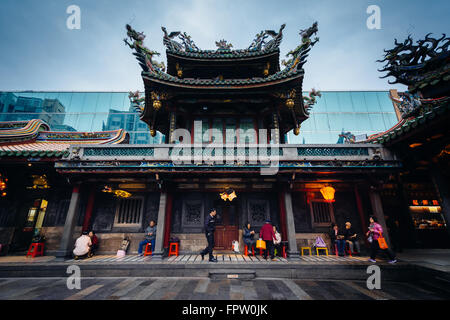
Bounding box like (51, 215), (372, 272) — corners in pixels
(0, 91), (398, 144)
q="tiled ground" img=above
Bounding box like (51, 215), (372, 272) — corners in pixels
(62, 254), (370, 265)
(0, 276), (449, 300)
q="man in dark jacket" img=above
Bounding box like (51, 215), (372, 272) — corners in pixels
(259, 220), (276, 261)
(344, 222), (360, 254)
(201, 208), (217, 262)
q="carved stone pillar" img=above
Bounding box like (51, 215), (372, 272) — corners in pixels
(153, 192), (167, 260)
(55, 184), (82, 258)
(283, 191), (300, 259)
(369, 187), (391, 246)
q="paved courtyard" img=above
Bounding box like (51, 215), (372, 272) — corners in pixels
(0, 276), (449, 300)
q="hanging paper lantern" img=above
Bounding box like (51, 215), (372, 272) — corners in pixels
(320, 185), (335, 202)
(220, 188), (237, 201)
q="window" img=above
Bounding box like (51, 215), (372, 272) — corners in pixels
(309, 199), (335, 227)
(114, 197), (144, 227)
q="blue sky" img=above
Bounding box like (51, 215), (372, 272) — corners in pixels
(0, 0), (449, 91)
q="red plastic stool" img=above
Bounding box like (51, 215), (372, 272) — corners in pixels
(144, 243), (152, 256)
(168, 242), (179, 257)
(26, 243), (44, 258)
(244, 245), (255, 256)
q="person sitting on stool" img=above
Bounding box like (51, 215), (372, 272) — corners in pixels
(201, 208), (217, 262)
(330, 223), (346, 256)
(243, 222), (256, 256)
(344, 222), (360, 254)
(138, 220), (156, 256)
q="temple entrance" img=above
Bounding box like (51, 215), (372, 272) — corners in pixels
(214, 200), (239, 250)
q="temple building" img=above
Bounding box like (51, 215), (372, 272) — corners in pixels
(0, 25), (448, 258)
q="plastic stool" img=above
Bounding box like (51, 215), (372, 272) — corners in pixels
(301, 247), (312, 256)
(168, 242), (179, 257)
(244, 245), (255, 256)
(316, 247), (328, 256)
(144, 243), (152, 256)
(26, 243), (44, 258)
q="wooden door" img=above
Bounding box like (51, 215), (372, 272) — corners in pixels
(214, 203), (239, 250)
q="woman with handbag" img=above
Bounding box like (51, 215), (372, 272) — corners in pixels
(366, 216), (397, 264)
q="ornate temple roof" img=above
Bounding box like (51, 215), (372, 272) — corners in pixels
(125, 23), (318, 88)
(142, 66), (304, 89)
(0, 119), (128, 158)
(125, 23), (320, 137)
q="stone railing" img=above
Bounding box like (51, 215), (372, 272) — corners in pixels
(62, 143), (396, 162)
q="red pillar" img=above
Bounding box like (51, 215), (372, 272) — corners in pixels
(82, 186), (96, 232)
(163, 193), (173, 248)
(278, 192), (288, 241)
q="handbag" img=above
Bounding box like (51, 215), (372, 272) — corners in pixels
(256, 239), (266, 250)
(377, 233), (388, 249)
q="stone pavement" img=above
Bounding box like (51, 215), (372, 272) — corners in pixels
(397, 249), (450, 272)
(0, 276), (449, 300)
(0, 253), (372, 265)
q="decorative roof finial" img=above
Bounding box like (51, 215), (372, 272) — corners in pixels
(215, 39), (233, 51)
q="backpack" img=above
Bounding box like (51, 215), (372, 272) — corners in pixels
(314, 236), (327, 248)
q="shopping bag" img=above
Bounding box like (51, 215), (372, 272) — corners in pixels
(256, 239), (266, 250)
(377, 234), (388, 249)
(232, 240), (240, 253)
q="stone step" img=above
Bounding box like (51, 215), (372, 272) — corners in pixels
(209, 269), (256, 280)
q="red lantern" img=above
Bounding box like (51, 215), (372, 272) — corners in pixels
(320, 185), (335, 202)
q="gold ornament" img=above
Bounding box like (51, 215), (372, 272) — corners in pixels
(294, 127), (300, 135)
(153, 100), (162, 110)
(286, 98), (295, 108)
(150, 129), (156, 137)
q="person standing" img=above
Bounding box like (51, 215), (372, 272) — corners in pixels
(273, 225), (282, 257)
(259, 219), (276, 261)
(366, 216), (397, 263)
(201, 208), (217, 262)
(138, 220), (157, 256)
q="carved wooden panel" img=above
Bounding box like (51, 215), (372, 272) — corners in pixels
(247, 199), (269, 226)
(182, 200), (203, 227)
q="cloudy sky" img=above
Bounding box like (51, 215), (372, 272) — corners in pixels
(0, 0), (448, 91)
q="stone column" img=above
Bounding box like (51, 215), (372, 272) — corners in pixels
(284, 191), (300, 259)
(430, 167), (450, 237)
(152, 192), (167, 260)
(55, 184), (82, 258)
(369, 187), (391, 246)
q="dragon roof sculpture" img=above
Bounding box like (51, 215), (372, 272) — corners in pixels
(377, 33), (449, 95)
(361, 32), (449, 145)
